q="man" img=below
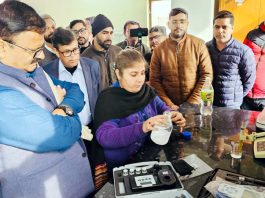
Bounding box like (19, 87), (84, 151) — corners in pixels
(43, 27), (100, 126)
(207, 10), (256, 109)
(85, 16), (95, 26)
(38, 14), (58, 66)
(144, 26), (167, 81)
(0, 1), (94, 197)
(149, 25), (167, 50)
(241, 20), (265, 111)
(82, 14), (122, 90)
(116, 20), (151, 55)
(150, 8), (212, 110)
(70, 19), (92, 53)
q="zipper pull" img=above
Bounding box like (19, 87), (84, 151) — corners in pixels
(176, 44), (179, 54)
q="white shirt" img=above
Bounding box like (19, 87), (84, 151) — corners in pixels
(58, 60), (92, 125)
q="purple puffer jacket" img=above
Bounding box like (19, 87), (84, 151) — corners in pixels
(96, 96), (170, 169)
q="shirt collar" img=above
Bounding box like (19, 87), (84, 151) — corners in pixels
(58, 59), (82, 74)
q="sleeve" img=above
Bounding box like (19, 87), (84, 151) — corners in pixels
(0, 86), (82, 153)
(51, 76), (85, 114)
(239, 47), (256, 96)
(96, 120), (146, 149)
(187, 42), (213, 104)
(150, 48), (175, 106)
(153, 96), (171, 114)
(243, 35), (261, 64)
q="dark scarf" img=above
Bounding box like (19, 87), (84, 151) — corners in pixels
(94, 83), (156, 131)
(91, 83), (155, 188)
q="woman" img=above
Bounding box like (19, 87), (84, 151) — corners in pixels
(94, 49), (185, 169)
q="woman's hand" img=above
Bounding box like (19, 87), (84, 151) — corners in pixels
(171, 111), (186, 128)
(142, 115), (166, 133)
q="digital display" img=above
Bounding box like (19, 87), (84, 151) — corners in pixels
(257, 141), (265, 152)
(134, 175), (156, 187)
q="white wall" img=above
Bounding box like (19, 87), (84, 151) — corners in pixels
(171, 0), (214, 42)
(20, 0), (149, 45)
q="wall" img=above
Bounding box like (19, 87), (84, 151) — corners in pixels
(219, 0), (265, 42)
(171, 0), (215, 42)
(20, 0), (149, 45)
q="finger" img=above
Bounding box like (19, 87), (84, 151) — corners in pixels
(62, 88), (66, 95)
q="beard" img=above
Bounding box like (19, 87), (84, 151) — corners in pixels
(78, 37), (88, 46)
(97, 37), (112, 50)
(170, 28), (186, 40)
(44, 33), (53, 43)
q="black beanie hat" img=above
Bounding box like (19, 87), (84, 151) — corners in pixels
(92, 14), (113, 37)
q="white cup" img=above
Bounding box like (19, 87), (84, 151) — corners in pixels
(150, 111), (173, 145)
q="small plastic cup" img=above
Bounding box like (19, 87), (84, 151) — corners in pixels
(230, 141), (243, 159)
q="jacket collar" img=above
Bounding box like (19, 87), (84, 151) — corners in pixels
(259, 22), (265, 32)
(91, 41), (109, 55)
(168, 33), (187, 45)
(212, 36), (234, 51)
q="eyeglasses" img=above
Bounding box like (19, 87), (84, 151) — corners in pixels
(3, 40), (44, 59)
(73, 28), (87, 35)
(149, 34), (163, 41)
(171, 19), (188, 26)
(58, 47), (80, 57)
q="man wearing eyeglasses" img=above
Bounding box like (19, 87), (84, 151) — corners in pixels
(70, 19), (92, 53)
(0, 1), (95, 197)
(43, 27), (100, 129)
(150, 8), (212, 110)
(144, 26), (167, 81)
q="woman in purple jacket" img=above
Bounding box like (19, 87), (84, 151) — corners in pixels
(94, 49), (185, 169)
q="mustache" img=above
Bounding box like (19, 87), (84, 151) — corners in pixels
(104, 40), (112, 43)
(174, 28), (183, 31)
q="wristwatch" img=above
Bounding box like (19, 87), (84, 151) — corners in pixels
(57, 105), (74, 116)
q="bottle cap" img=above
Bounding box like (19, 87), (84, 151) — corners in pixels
(182, 131), (192, 140)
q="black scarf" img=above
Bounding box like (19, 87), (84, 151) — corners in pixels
(94, 83), (156, 131)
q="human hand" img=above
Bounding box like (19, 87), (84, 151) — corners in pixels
(142, 115), (167, 133)
(52, 108), (67, 116)
(55, 85), (66, 103)
(170, 105), (179, 111)
(170, 111), (186, 128)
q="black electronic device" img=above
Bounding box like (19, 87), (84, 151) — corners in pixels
(172, 159), (195, 176)
(130, 28), (148, 38)
(113, 161), (193, 198)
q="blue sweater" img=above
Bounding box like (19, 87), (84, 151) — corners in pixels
(207, 38), (256, 108)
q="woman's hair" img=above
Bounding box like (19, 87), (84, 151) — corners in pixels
(115, 49), (146, 74)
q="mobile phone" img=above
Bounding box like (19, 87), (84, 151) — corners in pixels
(171, 159), (195, 176)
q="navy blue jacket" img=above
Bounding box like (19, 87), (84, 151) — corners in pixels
(43, 57), (101, 118)
(207, 38), (256, 108)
